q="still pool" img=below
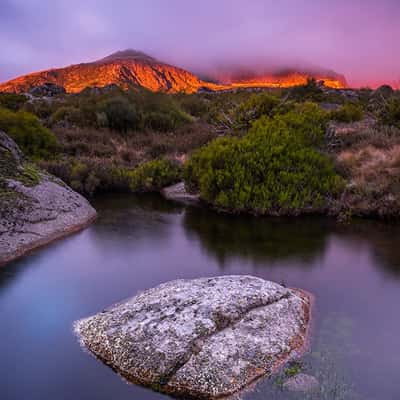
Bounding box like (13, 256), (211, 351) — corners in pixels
(1, 194), (400, 400)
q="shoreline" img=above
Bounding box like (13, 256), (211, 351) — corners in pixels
(0, 213), (97, 268)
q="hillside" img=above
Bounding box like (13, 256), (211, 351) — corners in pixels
(0, 50), (223, 94)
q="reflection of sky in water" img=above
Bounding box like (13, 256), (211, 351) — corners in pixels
(1, 194), (400, 400)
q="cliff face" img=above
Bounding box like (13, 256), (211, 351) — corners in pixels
(0, 130), (96, 266)
(0, 50), (347, 94)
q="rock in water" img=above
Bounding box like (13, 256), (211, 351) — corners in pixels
(161, 182), (200, 205)
(75, 276), (311, 398)
(283, 373), (319, 392)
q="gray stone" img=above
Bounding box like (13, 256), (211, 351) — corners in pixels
(75, 275), (311, 399)
(283, 373), (319, 392)
(0, 130), (23, 163)
(29, 83), (66, 97)
(161, 182), (200, 205)
(0, 131), (96, 265)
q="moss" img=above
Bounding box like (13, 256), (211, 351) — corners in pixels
(19, 163), (41, 186)
(0, 147), (41, 188)
(284, 361), (303, 377)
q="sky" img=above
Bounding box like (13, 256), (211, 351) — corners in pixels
(1, 0), (399, 88)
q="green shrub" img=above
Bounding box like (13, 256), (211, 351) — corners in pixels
(185, 106), (342, 215)
(330, 103), (364, 123)
(0, 107), (57, 158)
(127, 159), (181, 192)
(49, 106), (82, 127)
(235, 93), (281, 130)
(378, 97), (400, 128)
(143, 109), (192, 132)
(101, 97), (142, 133)
(178, 94), (209, 117)
(0, 93), (28, 111)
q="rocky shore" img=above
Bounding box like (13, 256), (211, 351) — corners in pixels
(0, 130), (96, 266)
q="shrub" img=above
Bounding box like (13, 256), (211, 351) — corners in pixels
(0, 107), (57, 158)
(235, 93), (281, 130)
(49, 106), (82, 127)
(143, 109), (192, 132)
(178, 94), (209, 117)
(127, 159), (181, 192)
(288, 78), (324, 101)
(330, 103), (364, 123)
(0, 93), (28, 111)
(185, 106), (342, 215)
(101, 97), (141, 133)
(378, 97), (400, 128)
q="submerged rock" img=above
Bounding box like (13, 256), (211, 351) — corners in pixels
(0, 130), (96, 265)
(75, 275), (311, 399)
(283, 373), (319, 392)
(161, 182), (200, 205)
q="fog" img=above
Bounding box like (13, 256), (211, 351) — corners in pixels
(1, 0), (399, 87)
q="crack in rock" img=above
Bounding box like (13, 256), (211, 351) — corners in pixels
(75, 276), (311, 399)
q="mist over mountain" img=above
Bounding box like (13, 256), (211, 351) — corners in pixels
(0, 50), (347, 94)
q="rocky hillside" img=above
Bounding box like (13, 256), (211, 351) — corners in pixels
(210, 67), (348, 89)
(0, 50), (347, 94)
(0, 130), (96, 265)
(0, 50), (222, 94)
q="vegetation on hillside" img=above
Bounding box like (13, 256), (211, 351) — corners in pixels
(1, 82), (400, 218)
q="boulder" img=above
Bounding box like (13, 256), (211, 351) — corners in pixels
(0, 130), (96, 265)
(161, 182), (200, 205)
(75, 275), (311, 398)
(29, 82), (66, 97)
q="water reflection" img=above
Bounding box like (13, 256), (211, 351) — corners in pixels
(183, 207), (332, 268)
(1, 196), (400, 400)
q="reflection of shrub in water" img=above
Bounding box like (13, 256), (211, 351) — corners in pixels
(183, 207), (332, 267)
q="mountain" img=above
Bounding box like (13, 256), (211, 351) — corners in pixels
(0, 50), (222, 94)
(207, 66), (348, 89)
(0, 50), (347, 94)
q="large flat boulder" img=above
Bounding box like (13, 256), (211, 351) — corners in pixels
(0, 130), (96, 265)
(75, 276), (311, 398)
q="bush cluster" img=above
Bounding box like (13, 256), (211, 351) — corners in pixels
(40, 88), (193, 134)
(0, 107), (56, 159)
(127, 159), (182, 192)
(330, 103), (364, 123)
(185, 103), (342, 215)
(378, 96), (400, 128)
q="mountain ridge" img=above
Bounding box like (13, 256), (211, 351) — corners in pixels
(0, 49), (347, 94)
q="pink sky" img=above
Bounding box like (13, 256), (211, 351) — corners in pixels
(1, 0), (399, 88)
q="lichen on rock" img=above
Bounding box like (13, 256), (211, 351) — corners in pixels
(75, 275), (311, 399)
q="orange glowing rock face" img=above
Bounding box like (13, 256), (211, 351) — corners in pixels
(0, 50), (347, 94)
(0, 51), (224, 94)
(217, 70), (347, 89)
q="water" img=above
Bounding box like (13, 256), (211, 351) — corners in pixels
(1, 194), (400, 400)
